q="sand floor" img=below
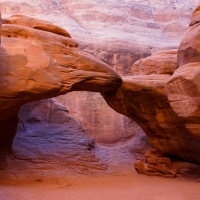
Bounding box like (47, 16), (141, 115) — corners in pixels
(0, 171), (200, 200)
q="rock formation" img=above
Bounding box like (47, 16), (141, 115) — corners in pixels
(0, 1), (198, 153)
(165, 2), (200, 157)
(131, 49), (178, 75)
(0, 14), (121, 153)
(102, 2), (200, 178)
(102, 54), (200, 178)
(4, 98), (149, 177)
(56, 91), (145, 145)
(1, 0), (198, 74)
(135, 148), (200, 179)
(1, 1), (200, 179)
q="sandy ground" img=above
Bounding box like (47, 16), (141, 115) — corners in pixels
(0, 171), (200, 200)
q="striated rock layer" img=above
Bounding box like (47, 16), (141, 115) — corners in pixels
(1, 0), (198, 75)
(0, 14), (121, 153)
(165, 2), (200, 162)
(4, 98), (150, 177)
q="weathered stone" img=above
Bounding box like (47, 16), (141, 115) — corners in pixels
(1, 0), (198, 75)
(4, 98), (149, 177)
(102, 75), (200, 165)
(3, 14), (71, 38)
(178, 3), (200, 67)
(0, 15), (121, 152)
(190, 2), (200, 26)
(56, 92), (145, 145)
(135, 148), (200, 179)
(131, 50), (178, 75)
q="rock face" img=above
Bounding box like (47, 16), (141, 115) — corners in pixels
(1, 1), (199, 179)
(103, 2), (200, 178)
(131, 49), (178, 75)
(165, 3), (200, 155)
(135, 148), (200, 179)
(4, 98), (150, 178)
(1, 0), (197, 160)
(12, 99), (107, 176)
(1, 0), (198, 74)
(0, 14), (121, 152)
(102, 74), (200, 164)
(56, 92), (145, 145)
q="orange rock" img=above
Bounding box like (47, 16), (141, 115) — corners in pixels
(0, 15), (121, 152)
(3, 14), (72, 38)
(178, 3), (200, 66)
(102, 75), (200, 165)
(131, 49), (178, 75)
(135, 148), (200, 179)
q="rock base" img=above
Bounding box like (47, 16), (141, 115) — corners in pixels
(135, 148), (200, 179)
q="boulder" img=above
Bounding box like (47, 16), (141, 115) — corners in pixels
(131, 49), (178, 75)
(178, 3), (200, 66)
(135, 148), (200, 179)
(190, 2), (200, 26)
(4, 98), (150, 177)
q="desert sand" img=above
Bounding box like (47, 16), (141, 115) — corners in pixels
(0, 171), (200, 200)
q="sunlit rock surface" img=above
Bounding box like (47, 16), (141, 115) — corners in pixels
(0, 14), (121, 152)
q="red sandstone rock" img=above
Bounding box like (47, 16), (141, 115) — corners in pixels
(131, 50), (178, 75)
(178, 3), (200, 66)
(56, 92), (146, 145)
(3, 14), (71, 38)
(190, 2), (200, 26)
(0, 15), (121, 152)
(102, 75), (200, 165)
(13, 99), (107, 175)
(1, 1), (196, 160)
(165, 62), (200, 118)
(165, 4), (200, 145)
(0, 13), (2, 42)
(135, 148), (200, 179)
(177, 24), (200, 66)
(5, 98), (149, 177)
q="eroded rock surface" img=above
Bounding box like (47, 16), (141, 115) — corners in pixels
(1, 1), (197, 163)
(56, 92), (145, 145)
(1, 0), (198, 75)
(102, 75), (200, 163)
(165, 3), (200, 150)
(4, 98), (150, 178)
(131, 49), (178, 75)
(0, 14), (121, 152)
(135, 148), (200, 179)
(102, 3), (200, 178)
